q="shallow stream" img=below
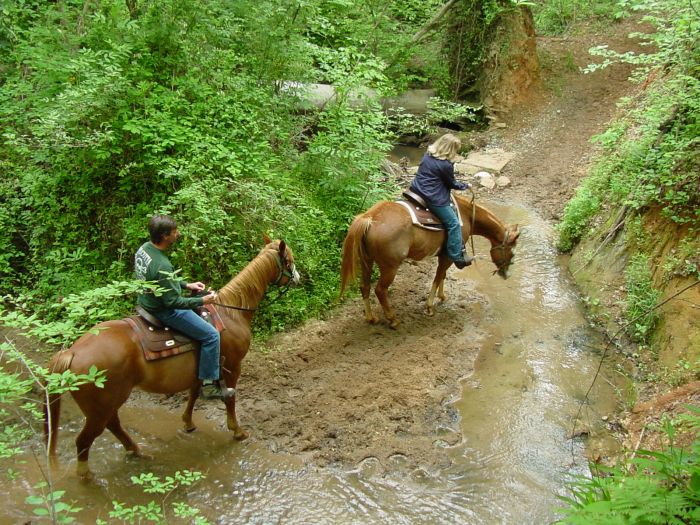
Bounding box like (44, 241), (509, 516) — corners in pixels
(3, 143), (622, 523)
(0, 197), (623, 525)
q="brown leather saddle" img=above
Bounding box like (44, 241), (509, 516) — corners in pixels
(125, 305), (226, 362)
(396, 189), (463, 231)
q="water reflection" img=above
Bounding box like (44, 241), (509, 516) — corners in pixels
(388, 144), (426, 166)
(1, 203), (619, 525)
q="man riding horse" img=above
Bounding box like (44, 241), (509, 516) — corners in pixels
(135, 214), (233, 400)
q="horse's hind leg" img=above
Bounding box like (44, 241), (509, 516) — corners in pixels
(106, 413), (141, 456)
(75, 415), (110, 479)
(375, 265), (400, 329)
(360, 259), (379, 324)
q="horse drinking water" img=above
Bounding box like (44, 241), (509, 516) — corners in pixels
(340, 194), (519, 328)
(44, 238), (300, 478)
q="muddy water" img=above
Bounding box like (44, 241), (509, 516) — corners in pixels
(0, 203), (620, 525)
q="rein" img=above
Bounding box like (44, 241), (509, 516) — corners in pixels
(468, 187), (477, 261)
(460, 189), (512, 275)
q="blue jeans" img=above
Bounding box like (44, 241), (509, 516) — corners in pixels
(428, 204), (465, 262)
(153, 309), (221, 381)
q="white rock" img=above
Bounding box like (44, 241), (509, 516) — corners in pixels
(480, 175), (496, 189)
(495, 176), (511, 187)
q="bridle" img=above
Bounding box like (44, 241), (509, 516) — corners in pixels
(465, 188), (512, 275)
(490, 229), (513, 275)
(214, 251), (297, 312)
(273, 252), (297, 286)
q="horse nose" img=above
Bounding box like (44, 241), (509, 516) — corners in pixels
(292, 268), (301, 286)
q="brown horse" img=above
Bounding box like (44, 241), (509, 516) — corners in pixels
(44, 238), (300, 478)
(340, 194), (519, 328)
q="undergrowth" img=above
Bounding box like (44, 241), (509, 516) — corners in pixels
(624, 253), (661, 344)
(557, 0), (700, 252)
(557, 406), (700, 524)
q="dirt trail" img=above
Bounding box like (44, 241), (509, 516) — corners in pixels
(135, 19), (647, 471)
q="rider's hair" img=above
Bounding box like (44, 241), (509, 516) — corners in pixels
(148, 215), (177, 244)
(428, 133), (461, 161)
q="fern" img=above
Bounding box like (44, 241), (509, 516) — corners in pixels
(557, 406), (700, 524)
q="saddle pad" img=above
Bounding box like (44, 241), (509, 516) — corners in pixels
(395, 194), (463, 231)
(125, 305), (226, 362)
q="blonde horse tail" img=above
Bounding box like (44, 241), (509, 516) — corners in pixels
(340, 214), (372, 296)
(43, 350), (74, 460)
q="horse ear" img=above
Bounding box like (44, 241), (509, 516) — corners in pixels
(263, 233), (272, 245)
(279, 240), (287, 259)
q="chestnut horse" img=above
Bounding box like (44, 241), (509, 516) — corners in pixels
(44, 238), (300, 478)
(340, 194), (519, 328)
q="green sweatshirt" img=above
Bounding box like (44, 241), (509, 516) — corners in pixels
(135, 241), (204, 313)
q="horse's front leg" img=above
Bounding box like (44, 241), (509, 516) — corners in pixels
(181, 384), (199, 433)
(427, 256), (453, 316)
(223, 367), (248, 441)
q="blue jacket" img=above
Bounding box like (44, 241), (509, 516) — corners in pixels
(410, 154), (468, 207)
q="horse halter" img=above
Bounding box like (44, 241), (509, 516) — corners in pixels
(214, 248), (298, 312)
(273, 251), (297, 287)
(490, 229), (513, 275)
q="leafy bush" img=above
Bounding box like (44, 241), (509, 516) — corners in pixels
(532, 0), (625, 35)
(387, 97), (482, 139)
(0, 0), (405, 334)
(557, 406), (700, 524)
(556, 178), (604, 252)
(558, 0), (700, 253)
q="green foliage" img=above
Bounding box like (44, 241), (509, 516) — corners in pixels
(624, 253), (661, 344)
(662, 237), (700, 282)
(532, 0), (625, 35)
(559, 0), (700, 253)
(106, 470), (211, 524)
(582, 1), (700, 225)
(556, 169), (606, 252)
(1, 0), (438, 334)
(25, 483), (83, 524)
(557, 406), (700, 524)
(0, 280), (162, 347)
(388, 97), (482, 138)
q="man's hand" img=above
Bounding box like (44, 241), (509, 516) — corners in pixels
(202, 290), (218, 304)
(186, 281), (206, 293)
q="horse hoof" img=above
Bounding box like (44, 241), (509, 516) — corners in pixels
(184, 425), (197, 433)
(388, 319), (400, 329)
(366, 317), (379, 325)
(426, 309), (435, 317)
(127, 451), (153, 461)
(233, 430), (249, 441)
(77, 464), (95, 483)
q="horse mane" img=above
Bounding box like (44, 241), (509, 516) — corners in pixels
(455, 194), (506, 231)
(216, 246), (279, 313)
